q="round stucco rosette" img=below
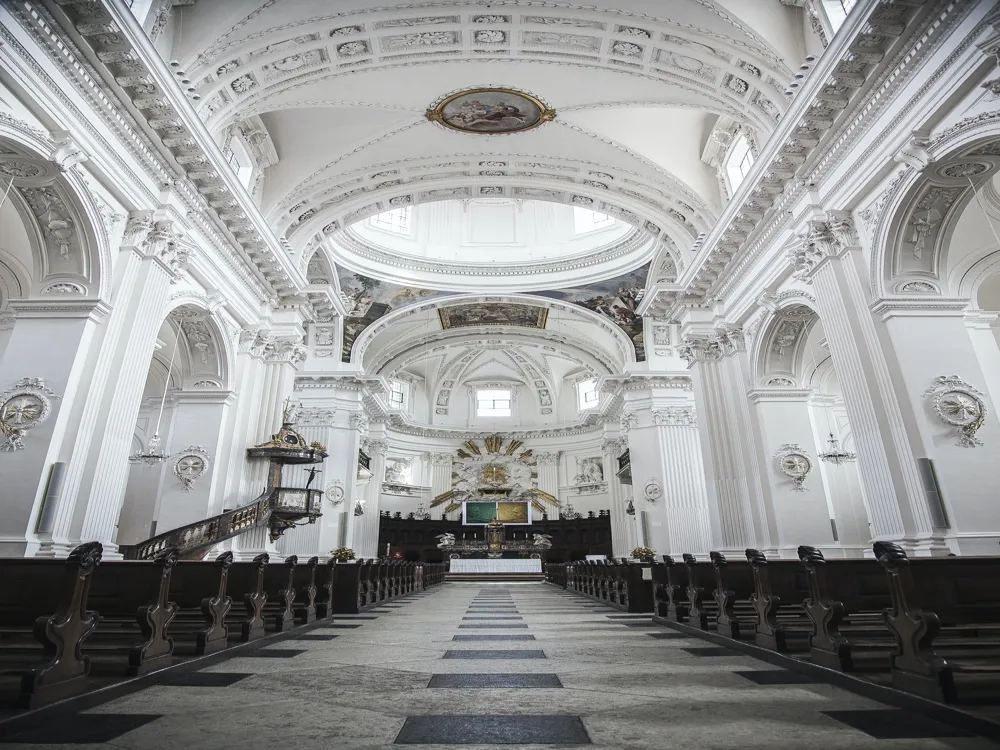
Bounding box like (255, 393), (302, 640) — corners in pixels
(932, 387), (984, 428)
(773, 444), (812, 491)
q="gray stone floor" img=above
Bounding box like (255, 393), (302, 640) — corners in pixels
(1, 583), (998, 748)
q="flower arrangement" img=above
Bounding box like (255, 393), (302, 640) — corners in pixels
(631, 546), (656, 561)
(331, 547), (356, 561)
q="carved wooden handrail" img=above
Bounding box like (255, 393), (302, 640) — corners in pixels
(119, 489), (276, 560)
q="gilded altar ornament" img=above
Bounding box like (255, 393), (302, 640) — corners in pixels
(172, 446), (210, 492)
(923, 375), (987, 447)
(0, 378), (59, 452)
(774, 444), (813, 491)
(426, 87), (556, 135)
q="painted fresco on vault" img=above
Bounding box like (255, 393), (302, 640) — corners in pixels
(533, 264), (649, 361)
(337, 269), (449, 361)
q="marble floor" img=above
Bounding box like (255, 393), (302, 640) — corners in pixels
(1, 583), (997, 748)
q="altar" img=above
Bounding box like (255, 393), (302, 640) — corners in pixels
(449, 558), (542, 574)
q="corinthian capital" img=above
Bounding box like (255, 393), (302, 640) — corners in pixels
(535, 451), (560, 466)
(429, 452), (454, 466)
(678, 335), (721, 365)
(827, 211), (859, 250)
(122, 210), (154, 249)
(652, 406), (697, 427)
(714, 326), (746, 356)
(265, 334), (307, 364)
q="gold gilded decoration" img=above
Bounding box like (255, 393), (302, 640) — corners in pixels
(497, 502), (529, 523)
(504, 439), (523, 456)
(481, 463), (509, 486)
(463, 440), (482, 455)
(484, 435), (502, 454)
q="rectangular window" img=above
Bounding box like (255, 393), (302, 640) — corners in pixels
(577, 379), (600, 410)
(370, 207), (411, 234)
(725, 134), (754, 192)
(573, 208), (615, 234)
(476, 389), (512, 417)
(389, 380), (406, 409)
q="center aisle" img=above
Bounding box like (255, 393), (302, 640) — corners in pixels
(5, 583), (995, 748)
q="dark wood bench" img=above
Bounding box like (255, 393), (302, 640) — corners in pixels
(683, 553), (720, 631)
(745, 548), (811, 652)
(225, 553), (269, 641)
(84, 548), (178, 676)
(165, 552), (233, 655)
(260, 555), (297, 632)
(875, 541), (1000, 703)
(315, 559), (336, 619)
(291, 556), (318, 625)
(655, 555), (689, 623)
(0, 542), (103, 708)
(709, 551), (758, 640)
(797, 545), (895, 672)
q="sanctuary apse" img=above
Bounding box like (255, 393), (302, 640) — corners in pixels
(2, 0), (1000, 743)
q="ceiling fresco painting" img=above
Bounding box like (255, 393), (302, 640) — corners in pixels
(438, 303), (549, 330)
(337, 267), (451, 362)
(534, 264), (650, 361)
(426, 88), (556, 135)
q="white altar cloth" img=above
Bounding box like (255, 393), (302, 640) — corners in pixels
(449, 559), (542, 574)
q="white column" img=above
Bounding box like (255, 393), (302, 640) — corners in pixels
(797, 214), (946, 554)
(535, 451), (560, 520)
(53, 215), (187, 558)
(429, 452), (455, 520)
(602, 436), (631, 557)
(750, 389), (836, 557)
(0, 299), (108, 556)
(351, 435), (387, 558)
(651, 408), (712, 557)
(873, 301), (1000, 554)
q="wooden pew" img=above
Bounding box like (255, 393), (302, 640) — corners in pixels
(166, 552), (233, 656)
(290, 556), (318, 625)
(683, 554), (719, 631)
(745, 548), (811, 652)
(225, 553), (269, 642)
(657, 555), (689, 623)
(709, 551), (757, 640)
(797, 545), (895, 672)
(261, 555), (297, 632)
(875, 541), (1000, 703)
(315, 559), (337, 619)
(0, 542), (103, 708)
(84, 548), (178, 676)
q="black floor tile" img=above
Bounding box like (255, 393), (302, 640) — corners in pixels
(333, 615), (378, 619)
(619, 621), (657, 627)
(735, 670), (822, 685)
(462, 616), (523, 620)
(248, 648), (307, 658)
(428, 673), (562, 688)
(290, 633), (341, 641)
(443, 650), (546, 659)
(645, 632), (690, 640)
(317, 623), (364, 628)
(453, 635), (537, 641)
(458, 624), (529, 629)
(682, 646), (735, 657)
(821, 709), (973, 739)
(0, 714), (162, 744)
(160, 672), (253, 687)
(395, 715), (590, 744)
(606, 614), (655, 619)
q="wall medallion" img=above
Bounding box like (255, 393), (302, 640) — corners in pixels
(774, 444), (812, 491)
(643, 478), (662, 503)
(326, 480), (345, 506)
(172, 446), (210, 491)
(923, 375), (987, 447)
(0, 378), (60, 452)
(426, 87), (555, 134)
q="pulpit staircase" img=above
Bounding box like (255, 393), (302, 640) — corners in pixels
(118, 413), (327, 561)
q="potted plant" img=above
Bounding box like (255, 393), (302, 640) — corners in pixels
(331, 546), (356, 562)
(631, 546), (656, 563)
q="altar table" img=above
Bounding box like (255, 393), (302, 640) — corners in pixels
(448, 558), (542, 574)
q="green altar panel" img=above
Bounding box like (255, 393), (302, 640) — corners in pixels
(465, 501), (498, 524)
(497, 502), (529, 523)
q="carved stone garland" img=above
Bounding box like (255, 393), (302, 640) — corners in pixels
(0, 378), (60, 452)
(923, 375), (987, 447)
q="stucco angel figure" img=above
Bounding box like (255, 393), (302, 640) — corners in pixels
(436, 533), (456, 549)
(532, 533), (553, 549)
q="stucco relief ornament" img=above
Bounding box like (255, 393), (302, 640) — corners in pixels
(923, 376), (987, 447)
(325, 480), (345, 506)
(644, 478), (662, 503)
(774, 444), (812, 491)
(172, 446), (210, 492)
(0, 378), (59, 452)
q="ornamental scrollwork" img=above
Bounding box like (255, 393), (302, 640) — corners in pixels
(923, 375), (987, 447)
(0, 378), (60, 452)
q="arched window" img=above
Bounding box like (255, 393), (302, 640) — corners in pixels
(725, 134), (754, 193)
